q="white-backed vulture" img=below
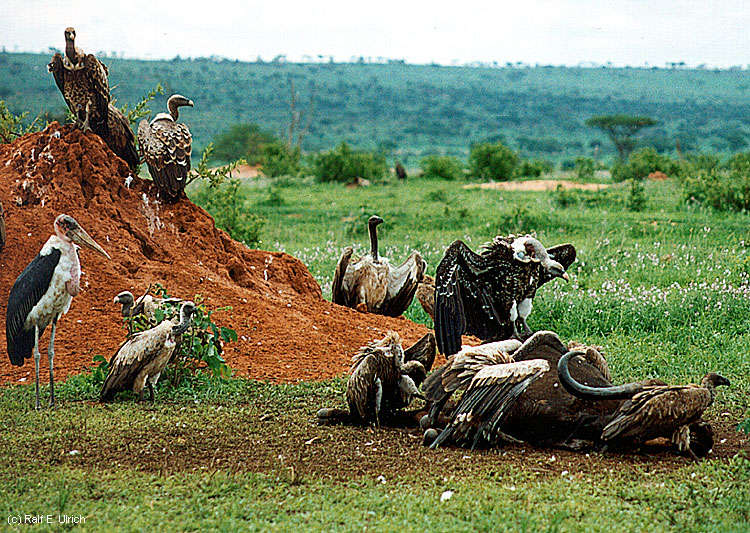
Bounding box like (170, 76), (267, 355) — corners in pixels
(416, 274), (435, 320)
(114, 290), (182, 321)
(332, 215), (426, 317)
(48, 27), (110, 136)
(106, 103), (139, 170)
(434, 235), (575, 355)
(137, 94), (194, 202)
(100, 301), (195, 402)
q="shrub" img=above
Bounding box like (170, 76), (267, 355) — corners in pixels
(212, 123), (278, 164)
(0, 100), (42, 143)
(261, 141), (300, 177)
(627, 180), (647, 211)
(516, 159), (553, 178)
(420, 154), (464, 180)
(191, 177), (265, 246)
(611, 147), (678, 182)
(574, 157), (596, 180)
(468, 142), (519, 181)
(313, 142), (387, 183)
(681, 165), (750, 212)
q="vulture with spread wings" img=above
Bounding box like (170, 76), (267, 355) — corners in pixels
(434, 235), (575, 355)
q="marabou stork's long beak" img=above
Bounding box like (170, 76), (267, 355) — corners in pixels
(69, 227), (111, 260)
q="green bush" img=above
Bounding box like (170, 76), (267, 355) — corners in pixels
(420, 154), (464, 180)
(191, 178), (265, 246)
(627, 180), (647, 211)
(261, 142), (300, 177)
(574, 157), (596, 180)
(681, 165), (750, 212)
(212, 123), (278, 164)
(312, 142), (387, 183)
(611, 147), (678, 182)
(0, 100), (42, 143)
(516, 159), (553, 178)
(468, 142), (519, 181)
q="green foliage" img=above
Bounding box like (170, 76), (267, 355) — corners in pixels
(553, 184), (619, 209)
(574, 157), (596, 180)
(468, 142), (519, 181)
(627, 180), (647, 211)
(515, 158), (553, 178)
(212, 123), (278, 164)
(261, 141), (301, 177)
(586, 114), (658, 159)
(611, 147), (678, 182)
(739, 418), (750, 434)
(192, 177), (265, 246)
(260, 187), (286, 206)
(188, 143), (242, 188)
(118, 83), (164, 126)
(312, 142), (387, 183)
(681, 165), (750, 212)
(679, 152), (722, 176)
(0, 100), (42, 143)
(419, 154), (464, 180)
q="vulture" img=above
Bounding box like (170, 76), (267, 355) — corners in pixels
(138, 94), (194, 202)
(317, 332), (436, 427)
(106, 103), (139, 170)
(48, 27), (110, 136)
(434, 235), (575, 355)
(100, 301), (195, 402)
(332, 215), (426, 316)
(395, 162), (407, 180)
(0, 200), (5, 252)
(558, 351), (729, 458)
(416, 274), (435, 321)
(114, 290), (182, 321)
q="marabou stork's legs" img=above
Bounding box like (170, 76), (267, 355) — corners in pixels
(48, 317), (57, 407)
(33, 325), (41, 410)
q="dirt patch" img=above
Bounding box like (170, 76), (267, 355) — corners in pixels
(225, 163), (263, 180)
(463, 180), (610, 192)
(648, 171), (669, 181)
(0, 124), (431, 385)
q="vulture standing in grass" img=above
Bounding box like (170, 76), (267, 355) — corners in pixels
(558, 351), (729, 459)
(317, 332), (436, 426)
(138, 94), (194, 202)
(332, 215), (426, 316)
(48, 27), (110, 136)
(101, 301), (195, 402)
(434, 235), (575, 355)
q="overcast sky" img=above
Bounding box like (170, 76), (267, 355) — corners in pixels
(4, 0), (749, 67)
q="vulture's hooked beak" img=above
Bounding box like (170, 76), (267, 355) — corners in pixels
(187, 100), (194, 107)
(70, 227), (111, 260)
(561, 272), (570, 282)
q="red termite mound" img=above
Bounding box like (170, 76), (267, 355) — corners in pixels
(0, 123), (431, 384)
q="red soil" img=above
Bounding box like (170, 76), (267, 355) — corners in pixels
(0, 124), (431, 385)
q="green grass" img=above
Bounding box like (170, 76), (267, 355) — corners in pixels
(2, 175), (750, 530)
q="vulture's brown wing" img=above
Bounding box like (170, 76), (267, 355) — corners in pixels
(139, 119), (192, 201)
(331, 246), (354, 307)
(601, 385), (712, 442)
(107, 104), (138, 170)
(48, 53), (66, 97)
(81, 54), (110, 137)
(435, 238), (522, 356)
(539, 243), (576, 286)
(379, 252), (425, 317)
(416, 274), (435, 321)
(430, 359), (549, 449)
(404, 332), (437, 375)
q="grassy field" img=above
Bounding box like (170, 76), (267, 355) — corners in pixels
(2, 175), (749, 531)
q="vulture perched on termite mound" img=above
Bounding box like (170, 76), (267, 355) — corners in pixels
(558, 352), (729, 459)
(101, 301), (195, 402)
(317, 332), (436, 427)
(138, 94), (194, 202)
(332, 215), (426, 316)
(434, 235), (575, 355)
(106, 103), (139, 171)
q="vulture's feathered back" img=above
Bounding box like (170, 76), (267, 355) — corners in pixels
(138, 94), (193, 202)
(106, 104), (139, 170)
(48, 27), (110, 137)
(434, 235), (575, 355)
(332, 216), (425, 317)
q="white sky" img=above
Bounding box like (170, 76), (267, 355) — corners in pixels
(3, 0), (749, 67)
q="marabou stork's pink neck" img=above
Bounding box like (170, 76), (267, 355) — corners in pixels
(53, 222), (81, 296)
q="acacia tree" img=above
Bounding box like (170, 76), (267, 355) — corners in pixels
(585, 115), (657, 160)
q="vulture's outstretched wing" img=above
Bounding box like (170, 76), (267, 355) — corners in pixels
(138, 119), (192, 201)
(331, 246), (354, 307)
(510, 330), (567, 362)
(107, 104), (138, 170)
(435, 238), (530, 356)
(379, 252), (425, 317)
(404, 332), (437, 379)
(430, 359), (550, 449)
(539, 244), (576, 286)
(601, 385), (711, 443)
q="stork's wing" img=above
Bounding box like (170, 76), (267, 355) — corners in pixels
(106, 104), (138, 170)
(435, 239), (520, 356)
(100, 324), (170, 401)
(539, 244), (576, 286)
(430, 359), (550, 449)
(378, 252), (425, 317)
(6, 249), (61, 366)
(139, 119), (192, 200)
(601, 385), (711, 442)
(48, 53), (66, 98)
(331, 246), (354, 307)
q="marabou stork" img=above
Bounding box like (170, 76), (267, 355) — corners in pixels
(6, 214), (110, 409)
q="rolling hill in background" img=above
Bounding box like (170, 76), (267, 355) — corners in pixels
(2, 52), (748, 165)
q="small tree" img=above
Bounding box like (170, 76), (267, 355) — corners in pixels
(261, 141), (300, 177)
(468, 142), (519, 181)
(212, 123), (277, 164)
(420, 155), (464, 180)
(312, 142), (387, 183)
(585, 115), (657, 160)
